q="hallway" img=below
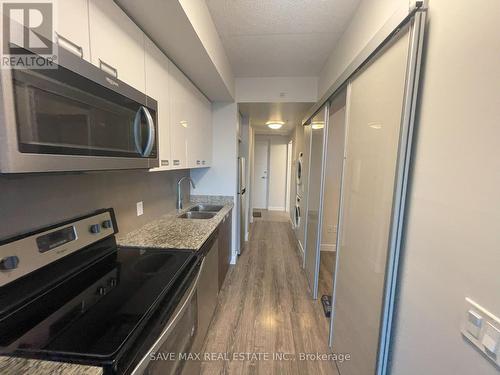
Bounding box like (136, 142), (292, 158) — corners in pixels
(200, 211), (338, 375)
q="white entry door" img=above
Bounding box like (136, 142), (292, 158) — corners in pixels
(253, 140), (269, 209)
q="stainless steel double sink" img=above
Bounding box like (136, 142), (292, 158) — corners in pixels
(178, 204), (224, 220)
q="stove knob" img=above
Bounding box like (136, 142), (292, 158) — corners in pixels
(90, 224), (101, 234)
(102, 220), (113, 229)
(109, 278), (117, 287)
(97, 286), (106, 296)
(0, 256), (19, 271)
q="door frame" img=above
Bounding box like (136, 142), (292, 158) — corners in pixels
(253, 139), (270, 210)
(285, 141), (293, 213)
(304, 105), (330, 300)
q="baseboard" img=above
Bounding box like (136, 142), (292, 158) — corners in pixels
(245, 231), (249, 241)
(230, 252), (237, 265)
(268, 206), (286, 211)
(321, 244), (336, 252)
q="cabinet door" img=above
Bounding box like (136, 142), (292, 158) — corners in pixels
(88, 0), (145, 92)
(201, 97), (212, 167)
(218, 212), (232, 289)
(145, 38), (171, 171)
(169, 62), (189, 169)
(53, 0), (91, 61)
(187, 88), (206, 168)
(198, 239), (219, 341)
(187, 87), (212, 168)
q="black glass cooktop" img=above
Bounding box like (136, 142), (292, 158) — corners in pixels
(0, 238), (196, 370)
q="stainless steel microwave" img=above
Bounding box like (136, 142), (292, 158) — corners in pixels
(0, 47), (158, 173)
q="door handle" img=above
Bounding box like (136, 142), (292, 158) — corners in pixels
(133, 106), (156, 157)
(142, 107), (155, 157)
(55, 33), (83, 59)
(98, 59), (118, 78)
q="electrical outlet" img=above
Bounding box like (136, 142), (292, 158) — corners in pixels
(136, 201), (144, 216)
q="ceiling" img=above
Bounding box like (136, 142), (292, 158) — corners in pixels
(239, 102), (313, 135)
(206, 0), (361, 77)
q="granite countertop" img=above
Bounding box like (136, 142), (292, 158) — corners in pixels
(0, 357), (102, 375)
(116, 195), (234, 251)
(0, 197), (233, 374)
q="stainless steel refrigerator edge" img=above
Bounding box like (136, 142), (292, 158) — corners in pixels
(237, 156), (246, 254)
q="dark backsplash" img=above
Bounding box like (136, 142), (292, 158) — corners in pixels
(0, 169), (190, 239)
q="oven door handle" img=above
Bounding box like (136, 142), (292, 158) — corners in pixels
(133, 106), (156, 157)
(131, 258), (204, 375)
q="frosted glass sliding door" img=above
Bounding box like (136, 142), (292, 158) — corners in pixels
(304, 106), (328, 298)
(332, 29), (411, 375)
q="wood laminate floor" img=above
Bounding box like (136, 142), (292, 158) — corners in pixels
(200, 211), (339, 375)
(318, 251), (336, 301)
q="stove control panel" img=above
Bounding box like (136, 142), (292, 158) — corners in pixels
(0, 209), (117, 287)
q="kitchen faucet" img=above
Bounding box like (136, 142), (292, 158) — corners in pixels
(177, 177), (196, 211)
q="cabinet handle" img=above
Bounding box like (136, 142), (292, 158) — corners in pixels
(196, 160), (201, 165)
(161, 160), (170, 167)
(99, 59), (118, 78)
(173, 160), (180, 166)
(55, 33), (83, 59)
(202, 160), (206, 165)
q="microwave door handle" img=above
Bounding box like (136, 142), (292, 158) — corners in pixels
(133, 107), (144, 156)
(133, 106), (155, 157)
(142, 107), (155, 157)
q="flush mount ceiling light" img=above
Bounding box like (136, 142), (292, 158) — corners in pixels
(266, 121), (285, 130)
(311, 121), (325, 130)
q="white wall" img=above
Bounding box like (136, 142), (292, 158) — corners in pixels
(178, 0), (235, 98)
(248, 127), (256, 225)
(190, 102), (239, 263)
(318, 0), (500, 373)
(236, 76), (318, 103)
(318, 0), (409, 98)
(254, 135), (289, 211)
(390, 1), (500, 374)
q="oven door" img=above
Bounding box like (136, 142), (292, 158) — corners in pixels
(132, 259), (204, 375)
(0, 47), (158, 173)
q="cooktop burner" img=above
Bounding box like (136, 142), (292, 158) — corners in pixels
(0, 209), (199, 373)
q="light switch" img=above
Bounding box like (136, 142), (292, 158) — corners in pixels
(467, 310), (483, 338)
(482, 322), (500, 355)
(462, 298), (500, 367)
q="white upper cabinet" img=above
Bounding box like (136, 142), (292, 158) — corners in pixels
(88, 0), (145, 92)
(168, 62), (213, 170)
(53, 0), (91, 61)
(145, 38), (171, 171)
(169, 62), (189, 169)
(50, 1), (212, 171)
(188, 90), (212, 168)
(201, 98), (212, 166)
